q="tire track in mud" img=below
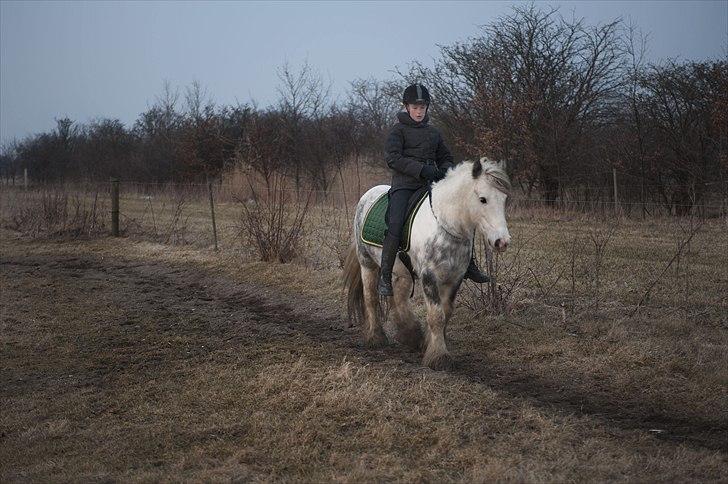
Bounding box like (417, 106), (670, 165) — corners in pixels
(2, 251), (726, 453)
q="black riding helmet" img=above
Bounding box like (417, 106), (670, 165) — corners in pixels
(402, 83), (431, 105)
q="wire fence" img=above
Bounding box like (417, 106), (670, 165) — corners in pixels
(2, 175), (726, 279)
(3, 175), (728, 221)
(2, 177), (725, 321)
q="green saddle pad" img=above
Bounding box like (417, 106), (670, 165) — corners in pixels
(360, 191), (428, 252)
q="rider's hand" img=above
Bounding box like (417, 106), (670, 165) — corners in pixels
(421, 165), (445, 183)
(433, 168), (446, 182)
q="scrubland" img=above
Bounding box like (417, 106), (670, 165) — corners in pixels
(1, 183), (726, 482)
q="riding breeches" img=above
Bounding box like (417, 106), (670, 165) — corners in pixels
(385, 188), (419, 239)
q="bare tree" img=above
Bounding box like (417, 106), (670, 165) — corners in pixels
(638, 60), (727, 214)
(348, 78), (399, 136)
(276, 60), (331, 188)
(409, 5), (629, 203)
(618, 21), (651, 216)
(0, 140), (20, 183)
(184, 80), (214, 122)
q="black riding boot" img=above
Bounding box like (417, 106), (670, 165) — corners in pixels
(464, 256), (491, 283)
(378, 234), (400, 296)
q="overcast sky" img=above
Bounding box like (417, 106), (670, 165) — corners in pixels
(1, 0), (726, 144)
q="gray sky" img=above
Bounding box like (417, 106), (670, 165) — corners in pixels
(1, 0), (726, 144)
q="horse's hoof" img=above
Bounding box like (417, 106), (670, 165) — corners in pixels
(363, 329), (388, 349)
(423, 352), (454, 371)
(395, 326), (424, 351)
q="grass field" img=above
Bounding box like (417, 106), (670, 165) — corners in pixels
(1, 184), (727, 481)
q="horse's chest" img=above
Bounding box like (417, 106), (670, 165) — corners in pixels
(415, 235), (471, 283)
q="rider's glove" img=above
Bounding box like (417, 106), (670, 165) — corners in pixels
(421, 165), (446, 183)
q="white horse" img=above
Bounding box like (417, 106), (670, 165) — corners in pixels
(343, 158), (511, 370)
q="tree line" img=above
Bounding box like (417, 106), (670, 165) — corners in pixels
(2, 5), (725, 213)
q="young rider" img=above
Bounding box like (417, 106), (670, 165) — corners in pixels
(379, 83), (489, 296)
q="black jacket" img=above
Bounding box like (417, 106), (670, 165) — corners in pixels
(385, 111), (454, 191)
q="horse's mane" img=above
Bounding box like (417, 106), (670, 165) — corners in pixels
(452, 157), (511, 194)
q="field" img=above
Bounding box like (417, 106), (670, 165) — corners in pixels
(1, 184), (727, 481)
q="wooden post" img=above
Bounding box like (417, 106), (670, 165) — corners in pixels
(23, 168), (28, 189)
(111, 178), (120, 236)
(208, 181), (218, 251)
(612, 168), (619, 215)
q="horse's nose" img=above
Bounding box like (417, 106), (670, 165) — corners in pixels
(494, 238), (508, 251)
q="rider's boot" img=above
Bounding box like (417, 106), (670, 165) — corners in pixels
(378, 234), (400, 296)
(464, 256), (491, 283)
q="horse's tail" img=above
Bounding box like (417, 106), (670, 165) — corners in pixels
(343, 243), (369, 327)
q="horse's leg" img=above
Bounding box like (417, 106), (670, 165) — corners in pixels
(391, 274), (424, 351)
(422, 272), (456, 370)
(361, 265), (387, 348)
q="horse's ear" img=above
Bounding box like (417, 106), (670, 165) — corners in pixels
(472, 158), (483, 179)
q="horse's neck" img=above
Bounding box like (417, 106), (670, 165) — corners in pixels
(430, 178), (474, 239)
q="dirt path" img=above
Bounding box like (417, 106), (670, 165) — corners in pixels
(1, 237), (726, 480)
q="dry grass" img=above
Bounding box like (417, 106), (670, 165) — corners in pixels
(1, 187), (107, 238)
(1, 182), (727, 481)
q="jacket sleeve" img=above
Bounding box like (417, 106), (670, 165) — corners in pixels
(435, 132), (454, 172)
(385, 126), (426, 179)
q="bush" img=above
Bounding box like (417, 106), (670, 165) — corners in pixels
(2, 187), (107, 238)
(236, 173), (311, 263)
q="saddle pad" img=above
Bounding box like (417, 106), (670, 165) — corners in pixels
(360, 191), (428, 252)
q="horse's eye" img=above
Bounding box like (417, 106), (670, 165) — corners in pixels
(479, 197), (487, 204)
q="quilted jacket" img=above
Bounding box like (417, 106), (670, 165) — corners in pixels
(384, 111), (454, 191)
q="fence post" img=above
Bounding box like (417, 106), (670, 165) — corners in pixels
(23, 168), (28, 189)
(612, 168), (619, 215)
(111, 178), (120, 236)
(208, 181), (218, 251)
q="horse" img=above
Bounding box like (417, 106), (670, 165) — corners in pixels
(343, 158), (511, 370)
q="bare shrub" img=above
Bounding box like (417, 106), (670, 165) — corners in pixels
(587, 225), (617, 312)
(161, 194), (190, 244)
(631, 218), (703, 317)
(459, 232), (544, 317)
(2, 187), (106, 238)
(235, 172), (312, 263)
(675, 216), (701, 322)
(123, 192), (191, 244)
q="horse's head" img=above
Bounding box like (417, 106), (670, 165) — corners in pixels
(468, 157), (511, 252)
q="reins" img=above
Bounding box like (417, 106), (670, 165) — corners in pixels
(427, 185), (471, 243)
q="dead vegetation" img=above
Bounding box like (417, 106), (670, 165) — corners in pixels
(1, 186), (107, 238)
(234, 172), (312, 263)
(1, 183), (727, 481)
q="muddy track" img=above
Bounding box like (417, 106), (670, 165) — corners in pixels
(2, 251), (726, 453)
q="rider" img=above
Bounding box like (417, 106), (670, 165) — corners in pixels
(379, 83), (490, 296)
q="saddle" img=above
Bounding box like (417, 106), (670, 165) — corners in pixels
(360, 186), (428, 252)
